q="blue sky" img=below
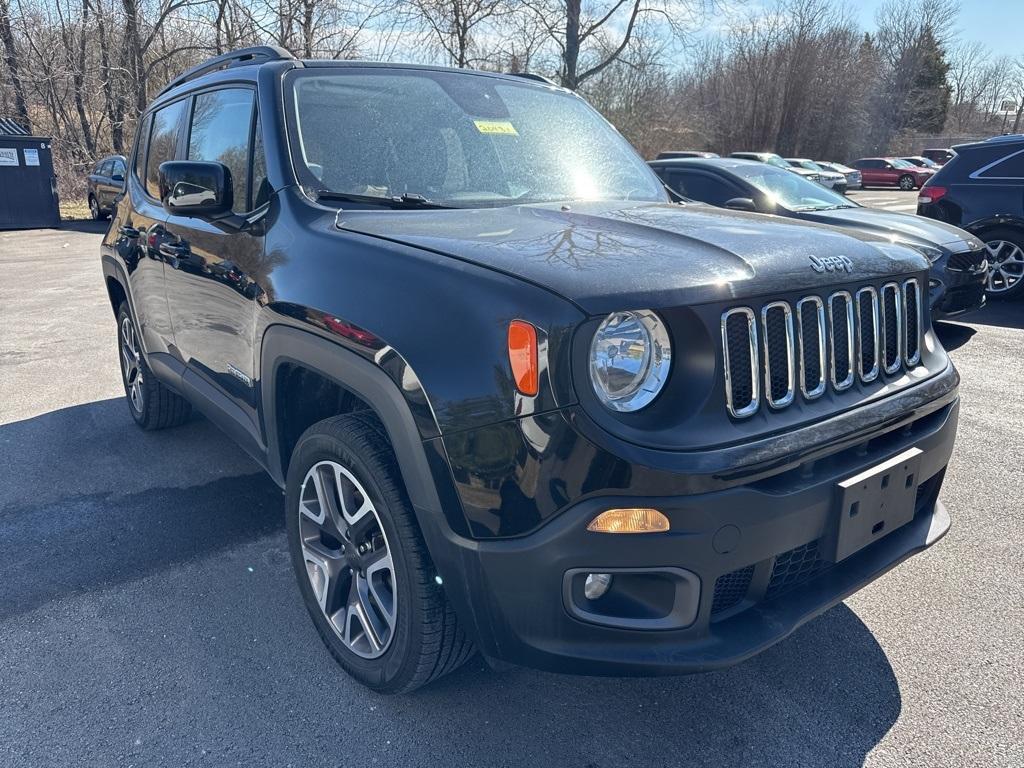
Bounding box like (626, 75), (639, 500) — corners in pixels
(853, 0), (1020, 57)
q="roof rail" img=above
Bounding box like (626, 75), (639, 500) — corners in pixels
(507, 72), (557, 86)
(158, 46), (297, 97)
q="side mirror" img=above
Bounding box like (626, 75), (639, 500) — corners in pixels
(159, 160), (232, 218)
(725, 197), (758, 212)
(111, 172), (124, 182)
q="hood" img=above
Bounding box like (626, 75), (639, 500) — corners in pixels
(335, 201), (928, 314)
(794, 205), (981, 252)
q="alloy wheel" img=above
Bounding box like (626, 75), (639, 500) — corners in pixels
(984, 240), (1024, 295)
(899, 176), (915, 190)
(298, 460), (397, 659)
(120, 315), (144, 412)
(89, 196), (99, 219)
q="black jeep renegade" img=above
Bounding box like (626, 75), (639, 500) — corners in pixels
(101, 46), (960, 693)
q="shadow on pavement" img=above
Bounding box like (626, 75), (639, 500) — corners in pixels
(59, 219), (109, 235)
(934, 319), (977, 351)
(958, 300), (1024, 331)
(0, 397), (901, 767)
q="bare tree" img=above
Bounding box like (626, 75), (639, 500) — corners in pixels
(0, 0), (30, 129)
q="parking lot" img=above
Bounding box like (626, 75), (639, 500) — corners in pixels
(1, 193), (1022, 768)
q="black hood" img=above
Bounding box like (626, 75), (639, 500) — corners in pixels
(794, 206), (982, 253)
(335, 200), (928, 314)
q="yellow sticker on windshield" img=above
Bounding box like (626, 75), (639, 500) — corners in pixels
(474, 120), (518, 136)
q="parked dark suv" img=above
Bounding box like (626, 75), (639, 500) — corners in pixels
(917, 134), (1024, 299)
(86, 154), (127, 219)
(101, 47), (960, 693)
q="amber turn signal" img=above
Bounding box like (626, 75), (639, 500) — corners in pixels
(508, 320), (539, 396)
(587, 508), (670, 534)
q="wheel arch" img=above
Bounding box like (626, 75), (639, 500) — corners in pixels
(964, 215), (1024, 238)
(259, 324), (468, 537)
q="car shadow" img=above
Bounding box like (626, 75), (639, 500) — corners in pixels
(59, 218), (109, 234)
(958, 300), (1024, 331)
(0, 398), (901, 767)
(934, 319), (977, 351)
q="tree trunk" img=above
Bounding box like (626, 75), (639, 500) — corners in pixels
(0, 0), (31, 131)
(562, 0), (581, 90)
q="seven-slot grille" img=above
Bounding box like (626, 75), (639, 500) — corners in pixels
(722, 279), (923, 418)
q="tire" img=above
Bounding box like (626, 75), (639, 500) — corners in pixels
(898, 174), (916, 191)
(89, 194), (101, 220)
(980, 227), (1024, 300)
(286, 412), (474, 693)
(116, 303), (192, 429)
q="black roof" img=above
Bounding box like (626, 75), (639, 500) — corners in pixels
(0, 117), (30, 136)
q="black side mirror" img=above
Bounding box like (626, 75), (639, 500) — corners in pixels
(159, 160), (232, 218)
(725, 197), (758, 212)
(111, 173), (124, 183)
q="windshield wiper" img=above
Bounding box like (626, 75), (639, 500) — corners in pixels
(314, 190), (454, 209)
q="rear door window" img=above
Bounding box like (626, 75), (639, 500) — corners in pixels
(187, 88), (256, 213)
(133, 114), (151, 185)
(974, 148), (1024, 180)
(146, 99), (187, 198)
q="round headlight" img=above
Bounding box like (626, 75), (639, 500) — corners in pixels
(589, 310), (671, 412)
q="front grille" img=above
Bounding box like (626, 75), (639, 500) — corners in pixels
(722, 279), (923, 418)
(764, 539), (827, 601)
(947, 248), (986, 272)
(711, 564), (755, 615)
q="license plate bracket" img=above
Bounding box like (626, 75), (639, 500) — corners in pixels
(828, 447), (923, 562)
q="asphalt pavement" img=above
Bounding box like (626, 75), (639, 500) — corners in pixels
(1, 199), (1021, 768)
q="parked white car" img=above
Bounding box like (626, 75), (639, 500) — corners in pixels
(786, 158), (847, 192)
(816, 161), (862, 190)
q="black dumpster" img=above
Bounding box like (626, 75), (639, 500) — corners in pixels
(0, 118), (60, 230)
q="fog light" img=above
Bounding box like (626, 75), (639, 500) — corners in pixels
(587, 508), (669, 533)
(584, 573), (613, 600)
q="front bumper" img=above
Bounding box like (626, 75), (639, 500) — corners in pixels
(931, 250), (987, 319)
(438, 394), (958, 676)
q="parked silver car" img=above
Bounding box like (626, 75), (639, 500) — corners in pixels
(816, 161), (862, 190)
(729, 151), (824, 184)
(786, 158), (847, 192)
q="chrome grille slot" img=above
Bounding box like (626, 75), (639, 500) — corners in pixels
(881, 283), (901, 374)
(796, 297), (825, 399)
(722, 307), (759, 418)
(903, 279), (921, 366)
(855, 287), (880, 382)
(829, 291), (854, 391)
(761, 302), (795, 409)
(720, 277), (923, 419)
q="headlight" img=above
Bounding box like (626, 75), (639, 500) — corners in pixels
(907, 243), (944, 263)
(589, 310), (671, 412)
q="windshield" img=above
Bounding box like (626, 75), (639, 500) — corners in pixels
(731, 163), (855, 211)
(794, 159), (824, 172)
(285, 69), (667, 208)
(763, 154), (791, 170)
(891, 159), (915, 169)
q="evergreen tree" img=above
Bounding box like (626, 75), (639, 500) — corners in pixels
(906, 26), (952, 133)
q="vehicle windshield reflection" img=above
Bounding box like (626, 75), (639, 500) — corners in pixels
(731, 164), (856, 212)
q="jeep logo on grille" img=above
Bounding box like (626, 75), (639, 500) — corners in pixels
(809, 255), (853, 273)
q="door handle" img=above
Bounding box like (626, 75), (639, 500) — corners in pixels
(119, 225), (140, 238)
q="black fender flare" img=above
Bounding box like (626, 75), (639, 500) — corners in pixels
(259, 324), (491, 649)
(260, 325), (446, 510)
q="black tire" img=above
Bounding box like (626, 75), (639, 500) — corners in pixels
(898, 174), (916, 191)
(980, 227), (1024, 300)
(286, 412), (474, 693)
(88, 194), (102, 220)
(116, 303), (192, 429)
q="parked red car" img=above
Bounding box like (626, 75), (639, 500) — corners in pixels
(851, 157), (935, 190)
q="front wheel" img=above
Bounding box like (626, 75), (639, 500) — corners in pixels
(286, 412), (474, 693)
(982, 227), (1024, 300)
(89, 195), (102, 220)
(898, 174), (916, 191)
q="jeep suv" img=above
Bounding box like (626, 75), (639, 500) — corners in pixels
(101, 47), (960, 693)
